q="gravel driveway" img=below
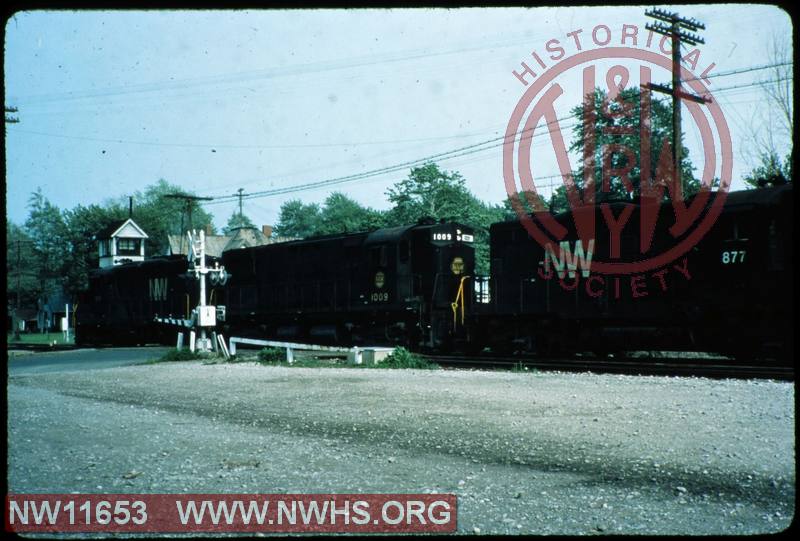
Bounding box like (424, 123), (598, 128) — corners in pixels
(7, 358), (795, 535)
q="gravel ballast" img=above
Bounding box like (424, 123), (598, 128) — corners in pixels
(7, 359), (795, 535)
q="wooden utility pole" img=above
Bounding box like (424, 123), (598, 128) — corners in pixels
(11, 239), (33, 340)
(14, 240), (22, 340)
(5, 106), (19, 125)
(644, 8), (708, 195)
(164, 193), (213, 253)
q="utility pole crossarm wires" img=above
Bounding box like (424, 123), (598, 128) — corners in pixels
(644, 7), (709, 196)
(163, 192), (213, 254)
(5, 106), (20, 128)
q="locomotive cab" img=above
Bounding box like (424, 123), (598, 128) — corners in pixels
(359, 221), (474, 349)
(413, 221), (476, 349)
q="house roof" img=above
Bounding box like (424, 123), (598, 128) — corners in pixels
(14, 307), (38, 320)
(167, 229), (294, 256)
(167, 234), (232, 258)
(96, 218), (149, 239)
(222, 227), (269, 251)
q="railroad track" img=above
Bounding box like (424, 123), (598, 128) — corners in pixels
(425, 354), (794, 380)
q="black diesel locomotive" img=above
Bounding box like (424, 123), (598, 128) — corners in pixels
(76, 219), (477, 350)
(75, 185), (792, 361)
(75, 255), (226, 346)
(478, 183), (793, 361)
(222, 219), (476, 349)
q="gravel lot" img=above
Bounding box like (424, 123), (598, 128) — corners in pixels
(7, 356), (795, 535)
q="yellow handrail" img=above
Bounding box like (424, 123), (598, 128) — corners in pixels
(451, 276), (471, 327)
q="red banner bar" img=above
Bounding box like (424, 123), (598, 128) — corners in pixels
(6, 494), (457, 533)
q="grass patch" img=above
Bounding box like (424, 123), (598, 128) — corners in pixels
(253, 346), (438, 369)
(147, 348), (207, 364)
(7, 332), (74, 346)
(374, 347), (439, 370)
(256, 347), (347, 368)
(257, 346), (286, 363)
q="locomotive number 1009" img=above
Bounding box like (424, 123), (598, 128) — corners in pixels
(370, 292), (389, 302)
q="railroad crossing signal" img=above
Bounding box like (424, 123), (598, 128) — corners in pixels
(186, 229), (229, 353)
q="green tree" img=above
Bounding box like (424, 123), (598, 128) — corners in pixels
(502, 190), (548, 220)
(7, 221), (39, 336)
(549, 88), (700, 213)
(225, 211), (256, 233)
(385, 163), (502, 274)
(385, 163), (481, 225)
(274, 200), (322, 238)
(62, 203), (126, 296)
(743, 151), (792, 188)
(24, 188), (68, 302)
(316, 192), (385, 235)
(274, 193), (384, 237)
(110, 179), (216, 256)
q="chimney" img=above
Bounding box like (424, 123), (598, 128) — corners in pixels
(205, 224), (213, 236)
(262, 225), (273, 238)
(129, 196), (133, 218)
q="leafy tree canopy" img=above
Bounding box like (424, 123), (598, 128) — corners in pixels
(6, 221), (40, 311)
(62, 203), (127, 296)
(273, 200), (322, 238)
(275, 193), (384, 238)
(109, 179), (216, 256)
(316, 192), (385, 235)
(744, 150), (792, 188)
(24, 188), (68, 300)
(385, 163), (505, 274)
(225, 211), (256, 233)
(549, 87), (701, 213)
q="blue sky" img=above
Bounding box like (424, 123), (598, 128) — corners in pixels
(5, 6), (793, 231)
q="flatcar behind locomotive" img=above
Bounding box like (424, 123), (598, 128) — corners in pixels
(221, 219), (476, 350)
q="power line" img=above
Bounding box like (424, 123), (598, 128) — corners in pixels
(10, 32), (544, 107)
(206, 76), (787, 204)
(206, 115), (579, 204)
(10, 125), (497, 150)
(8, 61), (790, 152)
(645, 8), (708, 196)
(702, 76), (793, 96)
(683, 61), (793, 83)
(8, 75), (786, 208)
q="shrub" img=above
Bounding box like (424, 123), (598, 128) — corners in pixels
(378, 347), (439, 370)
(151, 348), (204, 363)
(258, 346), (286, 364)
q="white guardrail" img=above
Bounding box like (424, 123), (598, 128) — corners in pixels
(228, 337), (394, 365)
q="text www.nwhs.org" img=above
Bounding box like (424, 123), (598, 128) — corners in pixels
(6, 494), (457, 533)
